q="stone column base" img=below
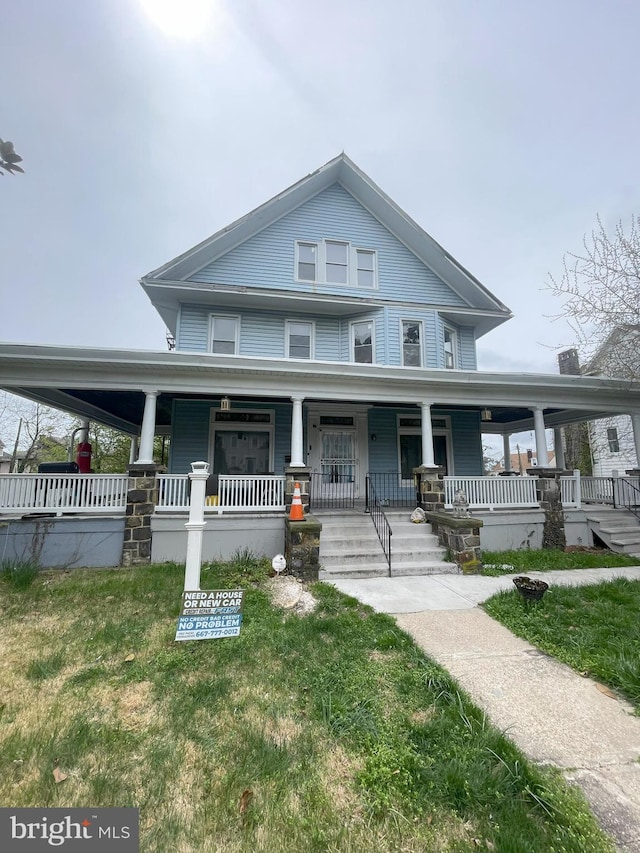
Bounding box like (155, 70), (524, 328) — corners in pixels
(284, 466), (311, 513)
(284, 515), (322, 582)
(413, 465), (446, 511)
(424, 511), (484, 574)
(122, 464), (165, 566)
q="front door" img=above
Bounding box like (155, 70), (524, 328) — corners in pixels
(309, 410), (365, 507)
(320, 429), (357, 499)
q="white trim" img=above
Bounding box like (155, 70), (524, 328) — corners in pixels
(350, 318), (376, 364)
(396, 413), (452, 482)
(294, 239), (377, 288)
(285, 319), (315, 359)
(208, 313), (240, 355)
(208, 407), (276, 475)
(400, 318), (423, 367)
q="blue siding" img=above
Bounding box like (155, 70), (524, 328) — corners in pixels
(169, 399), (295, 474)
(191, 184), (467, 308)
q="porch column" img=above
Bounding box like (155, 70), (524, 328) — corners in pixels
(532, 407), (549, 467)
(290, 396), (305, 467)
(553, 428), (566, 470)
(632, 414), (640, 467)
(137, 390), (159, 465)
(502, 434), (512, 471)
(420, 401), (435, 467)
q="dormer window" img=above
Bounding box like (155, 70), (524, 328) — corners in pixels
(295, 240), (377, 287)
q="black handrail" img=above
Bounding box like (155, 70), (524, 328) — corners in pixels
(615, 477), (640, 520)
(366, 476), (392, 576)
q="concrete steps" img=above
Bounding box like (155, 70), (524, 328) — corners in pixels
(585, 507), (640, 554)
(317, 509), (458, 579)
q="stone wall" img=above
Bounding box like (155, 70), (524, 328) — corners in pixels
(122, 464), (162, 566)
(413, 465), (445, 511)
(528, 467), (567, 550)
(284, 515), (322, 582)
(424, 511), (483, 574)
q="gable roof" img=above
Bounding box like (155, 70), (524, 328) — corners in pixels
(140, 154), (512, 337)
(586, 324), (640, 378)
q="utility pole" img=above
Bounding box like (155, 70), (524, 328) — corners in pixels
(10, 418), (22, 472)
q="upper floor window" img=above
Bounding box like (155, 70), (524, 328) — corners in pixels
(443, 325), (458, 369)
(295, 240), (377, 287)
(607, 427), (620, 453)
(286, 320), (314, 359)
(210, 315), (239, 354)
(352, 320), (374, 364)
(402, 320), (422, 367)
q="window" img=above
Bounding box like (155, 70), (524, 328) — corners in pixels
(295, 241), (377, 287)
(356, 250), (375, 287)
(325, 241), (348, 283)
(397, 414), (450, 481)
(607, 427), (620, 453)
(443, 326), (458, 369)
(210, 315), (238, 354)
(286, 320), (314, 359)
(297, 242), (317, 281)
(210, 409), (275, 475)
(352, 320), (374, 363)
(402, 320), (422, 367)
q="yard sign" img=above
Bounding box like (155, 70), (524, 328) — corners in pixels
(175, 589), (244, 641)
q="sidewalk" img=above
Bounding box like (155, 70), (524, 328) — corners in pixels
(331, 567), (640, 852)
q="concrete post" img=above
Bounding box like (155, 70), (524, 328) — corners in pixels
(532, 407), (549, 467)
(184, 461), (210, 591)
(138, 390), (159, 465)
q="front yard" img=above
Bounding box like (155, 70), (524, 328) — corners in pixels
(0, 557), (613, 852)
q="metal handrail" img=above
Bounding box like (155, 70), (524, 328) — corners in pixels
(614, 477), (640, 520)
(365, 475), (392, 576)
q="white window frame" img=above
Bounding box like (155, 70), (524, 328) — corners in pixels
(208, 408), (276, 474)
(350, 319), (375, 364)
(325, 240), (349, 284)
(285, 319), (315, 359)
(400, 319), (423, 367)
(294, 240), (377, 288)
(209, 314), (240, 355)
(607, 427), (620, 453)
(443, 324), (458, 369)
(396, 414), (452, 484)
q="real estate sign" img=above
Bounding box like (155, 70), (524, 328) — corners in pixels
(175, 589), (244, 641)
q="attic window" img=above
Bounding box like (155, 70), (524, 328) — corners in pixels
(295, 241), (377, 287)
(297, 243), (317, 281)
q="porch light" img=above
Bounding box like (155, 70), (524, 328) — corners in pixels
(221, 396), (231, 411)
(481, 408), (492, 421)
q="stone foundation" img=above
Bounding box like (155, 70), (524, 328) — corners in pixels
(122, 464), (163, 566)
(424, 511), (484, 574)
(284, 515), (322, 582)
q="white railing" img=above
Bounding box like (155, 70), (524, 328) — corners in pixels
(0, 474), (128, 514)
(580, 476), (614, 504)
(156, 474), (286, 514)
(444, 476), (539, 510)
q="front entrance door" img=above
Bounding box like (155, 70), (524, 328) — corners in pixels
(320, 429), (357, 500)
(309, 409), (367, 507)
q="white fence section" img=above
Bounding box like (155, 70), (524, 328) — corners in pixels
(444, 476), (539, 510)
(156, 474), (286, 514)
(580, 476), (614, 505)
(560, 473), (581, 508)
(0, 474), (128, 515)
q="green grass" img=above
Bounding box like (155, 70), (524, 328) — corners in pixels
(0, 557), (614, 852)
(484, 577), (640, 712)
(481, 548), (639, 575)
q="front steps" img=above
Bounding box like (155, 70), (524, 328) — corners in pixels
(584, 506), (640, 555)
(317, 509), (458, 580)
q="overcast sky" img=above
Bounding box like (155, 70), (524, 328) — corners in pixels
(2, 0), (639, 378)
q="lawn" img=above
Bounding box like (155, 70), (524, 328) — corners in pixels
(481, 548), (639, 575)
(0, 556), (614, 853)
(484, 577), (640, 713)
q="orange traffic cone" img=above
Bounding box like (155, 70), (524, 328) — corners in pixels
(289, 481), (305, 521)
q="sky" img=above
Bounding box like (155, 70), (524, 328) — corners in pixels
(1, 1), (639, 382)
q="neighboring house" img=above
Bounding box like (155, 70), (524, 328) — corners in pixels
(0, 439), (12, 473)
(1, 154), (640, 506)
(559, 333), (640, 477)
(491, 450), (556, 475)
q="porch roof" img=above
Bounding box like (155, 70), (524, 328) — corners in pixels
(1, 342), (638, 435)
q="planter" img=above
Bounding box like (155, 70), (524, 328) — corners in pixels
(513, 575), (549, 602)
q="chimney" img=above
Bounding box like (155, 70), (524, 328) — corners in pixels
(558, 348), (581, 376)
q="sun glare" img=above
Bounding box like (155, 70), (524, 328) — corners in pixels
(139, 0), (215, 39)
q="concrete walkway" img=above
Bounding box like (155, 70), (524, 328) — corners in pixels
(331, 567), (640, 852)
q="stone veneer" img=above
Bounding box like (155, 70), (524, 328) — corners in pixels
(284, 515), (322, 582)
(121, 464), (163, 566)
(413, 465), (446, 511)
(424, 511), (484, 573)
(284, 466), (311, 514)
(528, 467), (568, 550)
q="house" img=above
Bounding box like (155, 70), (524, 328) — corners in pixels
(2, 154), (640, 565)
(0, 439), (13, 473)
(491, 450), (557, 476)
(559, 333), (640, 477)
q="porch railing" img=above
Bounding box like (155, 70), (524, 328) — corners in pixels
(0, 474), (128, 514)
(156, 474), (285, 514)
(365, 476), (392, 575)
(309, 469), (356, 510)
(443, 476), (539, 510)
(366, 472), (416, 508)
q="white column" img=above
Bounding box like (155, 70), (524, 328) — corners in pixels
(184, 461), (209, 591)
(420, 401), (435, 467)
(502, 434), (512, 471)
(553, 428), (565, 470)
(290, 396), (305, 467)
(532, 407), (549, 467)
(79, 419), (90, 443)
(137, 390), (159, 465)
(632, 414), (640, 468)
(129, 436), (138, 465)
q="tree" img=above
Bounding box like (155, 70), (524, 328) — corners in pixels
(548, 214), (640, 371)
(0, 392), (74, 471)
(0, 139), (24, 176)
